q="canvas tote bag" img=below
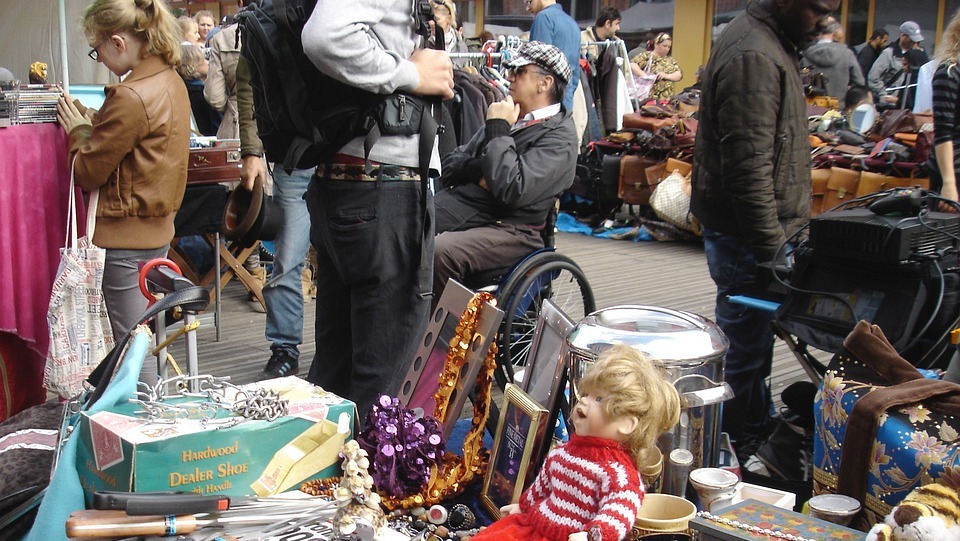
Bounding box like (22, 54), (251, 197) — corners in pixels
(44, 157), (115, 399)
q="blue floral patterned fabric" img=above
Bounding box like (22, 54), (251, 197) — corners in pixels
(814, 350), (960, 530)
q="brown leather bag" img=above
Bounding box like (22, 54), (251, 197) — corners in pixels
(876, 109), (916, 139)
(822, 167), (861, 211)
(665, 157), (692, 177)
(811, 168), (830, 216)
(856, 171), (929, 197)
(619, 154), (659, 205)
(622, 112), (679, 132)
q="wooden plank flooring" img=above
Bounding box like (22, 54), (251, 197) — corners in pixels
(169, 231), (826, 407)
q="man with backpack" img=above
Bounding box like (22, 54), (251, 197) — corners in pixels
(298, 0), (454, 417)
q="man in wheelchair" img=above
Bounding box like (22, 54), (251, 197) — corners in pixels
(432, 41), (579, 302)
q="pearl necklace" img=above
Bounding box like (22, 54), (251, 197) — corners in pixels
(696, 511), (820, 541)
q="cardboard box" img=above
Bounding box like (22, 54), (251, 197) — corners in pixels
(76, 377), (355, 502)
(690, 500), (866, 541)
(731, 482), (796, 510)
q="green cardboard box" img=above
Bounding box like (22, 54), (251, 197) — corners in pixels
(76, 377), (355, 502)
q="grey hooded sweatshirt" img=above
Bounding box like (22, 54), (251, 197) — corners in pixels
(801, 40), (865, 108)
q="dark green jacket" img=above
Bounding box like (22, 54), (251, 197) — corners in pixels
(691, 1), (811, 262)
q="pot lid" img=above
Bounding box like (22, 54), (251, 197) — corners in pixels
(566, 305), (728, 362)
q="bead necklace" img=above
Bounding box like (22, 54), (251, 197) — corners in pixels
(696, 511), (820, 541)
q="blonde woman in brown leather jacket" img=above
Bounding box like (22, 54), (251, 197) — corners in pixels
(56, 0), (190, 384)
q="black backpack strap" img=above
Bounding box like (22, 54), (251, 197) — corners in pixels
(413, 21), (446, 301)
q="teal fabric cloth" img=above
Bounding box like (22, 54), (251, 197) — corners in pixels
(23, 330), (150, 541)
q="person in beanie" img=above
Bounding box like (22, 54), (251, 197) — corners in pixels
(471, 345), (681, 541)
(431, 41), (577, 301)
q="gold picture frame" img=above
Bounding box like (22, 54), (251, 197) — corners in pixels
(481, 383), (549, 519)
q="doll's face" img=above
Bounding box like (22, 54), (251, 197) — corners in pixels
(572, 389), (628, 442)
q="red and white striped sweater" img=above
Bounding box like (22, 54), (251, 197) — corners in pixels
(519, 434), (644, 541)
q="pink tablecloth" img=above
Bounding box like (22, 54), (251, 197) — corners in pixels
(0, 123), (78, 359)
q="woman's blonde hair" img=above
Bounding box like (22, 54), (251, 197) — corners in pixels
(83, 0), (182, 66)
(176, 43), (204, 80)
(937, 9), (960, 68)
(577, 344), (681, 465)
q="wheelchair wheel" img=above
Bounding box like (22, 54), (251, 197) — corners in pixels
(494, 252), (595, 390)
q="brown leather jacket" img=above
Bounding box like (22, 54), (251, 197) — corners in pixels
(68, 55), (191, 250)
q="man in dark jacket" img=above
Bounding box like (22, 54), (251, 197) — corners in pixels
(856, 29), (888, 80)
(691, 0), (838, 455)
(432, 41), (577, 300)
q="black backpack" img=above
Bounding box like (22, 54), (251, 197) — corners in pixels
(236, 0), (435, 173)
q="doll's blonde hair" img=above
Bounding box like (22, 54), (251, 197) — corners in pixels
(577, 344), (680, 465)
(83, 0), (183, 66)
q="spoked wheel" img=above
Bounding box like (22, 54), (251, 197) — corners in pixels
(493, 252), (594, 391)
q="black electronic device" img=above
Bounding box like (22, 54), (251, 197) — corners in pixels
(808, 207), (960, 265)
(867, 187), (927, 216)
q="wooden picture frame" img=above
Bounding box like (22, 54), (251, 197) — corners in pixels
(396, 279), (503, 440)
(481, 383), (549, 520)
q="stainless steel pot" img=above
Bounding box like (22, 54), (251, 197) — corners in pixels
(565, 305), (732, 475)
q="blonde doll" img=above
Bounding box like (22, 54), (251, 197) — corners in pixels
(474, 344), (681, 541)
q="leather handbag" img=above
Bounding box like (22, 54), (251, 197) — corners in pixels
(855, 171), (929, 197)
(650, 170), (698, 234)
(876, 109), (917, 139)
(673, 118), (698, 148)
(665, 157), (692, 177)
(622, 111), (679, 132)
(813, 321), (960, 531)
(618, 154), (660, 206)
(811, 168), (830, 216)
(822, 167), (861, 211)
(645, 161), (666, 186)
(186, 141), (242, 185)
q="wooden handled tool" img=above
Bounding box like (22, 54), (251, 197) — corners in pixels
(65, 508), (312, 538)
(66, 510), (200, 538)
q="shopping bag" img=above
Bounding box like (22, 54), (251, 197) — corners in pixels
(43, 158), (114, 399)
(627, 55), (657, 103)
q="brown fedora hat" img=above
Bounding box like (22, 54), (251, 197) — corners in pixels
(222, 178), (283, 248)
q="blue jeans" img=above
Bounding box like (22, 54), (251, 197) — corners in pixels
(263, 167), (312, 357)
(305, 175), (433, 417)
(702, 228), (775, 443)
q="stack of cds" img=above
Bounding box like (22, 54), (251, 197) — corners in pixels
(0, 90), (10, 127)
(14, 85), (61, 124)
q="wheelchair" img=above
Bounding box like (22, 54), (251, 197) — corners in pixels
(463, 204), (596, 392)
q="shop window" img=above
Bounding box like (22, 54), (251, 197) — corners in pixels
(846, 0), (869, 48)
(873, 0), (937, 55)
(710, 0), (748, 44)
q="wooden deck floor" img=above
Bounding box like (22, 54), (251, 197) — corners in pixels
(169, 231), (823, 407)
